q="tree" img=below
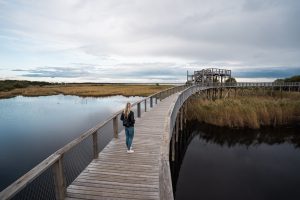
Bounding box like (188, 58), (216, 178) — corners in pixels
(225, 77), (237, 83)
(274, 75), (300, 83)
(285, 75), (300, 82)
(274, 79), (284, 84)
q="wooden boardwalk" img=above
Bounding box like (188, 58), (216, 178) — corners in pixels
(65, 93), (179, 200)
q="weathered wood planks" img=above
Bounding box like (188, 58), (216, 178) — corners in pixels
(65, 94), (179, 200)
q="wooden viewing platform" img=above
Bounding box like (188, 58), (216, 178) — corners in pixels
(65, 93), (179, 200)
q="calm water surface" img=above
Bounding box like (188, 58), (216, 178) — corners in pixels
(173, 122), (300, 200)
(0, 95), (143, 191)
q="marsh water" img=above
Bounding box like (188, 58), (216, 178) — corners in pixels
(0, 95), (143, 191)
(171, 121), (300, 200)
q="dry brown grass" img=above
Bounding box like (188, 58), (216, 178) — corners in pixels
(188, 92), (300, 129)
(0, 84), (173, 99)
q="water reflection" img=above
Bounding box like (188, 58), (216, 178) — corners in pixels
(195, 123), (300, 149)
(0, 95), (143, 191)
(172, 121), (300, 200)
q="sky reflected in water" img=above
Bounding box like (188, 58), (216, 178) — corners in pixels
(0, 95), (142, 191)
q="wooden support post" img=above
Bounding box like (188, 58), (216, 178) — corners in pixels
(180, 108), (183, 131)
(271, 86), (274, 96)
(144, 99), (147, 112)
(137, 102), (141, 117)
(206, 89), (209, 99)
(113, 116), (118, 138)
(176, 118), (179, 142)
(155, 96), (158, 104)
(184, 103), (187, 124)
(172, 135), (175, 162)
(220, 76), (223, 98)
(92, 131), (98, 159)
(150, 97), (153, 108)
(53, 156), (66, 200)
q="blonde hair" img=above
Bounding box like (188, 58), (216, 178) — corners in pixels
(123, 102), (131, 118)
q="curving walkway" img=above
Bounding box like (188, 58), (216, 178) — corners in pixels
(65, 93), (179, 200)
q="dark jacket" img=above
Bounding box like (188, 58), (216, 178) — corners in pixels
(120, 111), (135, 127)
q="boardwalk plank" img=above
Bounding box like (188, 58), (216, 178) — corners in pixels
(66, 94), (179, 200)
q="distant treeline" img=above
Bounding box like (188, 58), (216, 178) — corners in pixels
(0, 80), (53, 92)
(275, 75), (300, 83)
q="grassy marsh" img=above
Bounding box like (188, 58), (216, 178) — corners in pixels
(187, 90), (300, 129)
(0, 82), (173, 99)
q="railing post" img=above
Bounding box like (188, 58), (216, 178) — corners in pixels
(171, 133), (175, 162)
(52, 156), (66, 200)
(137, 102), (141, 117)
(176, 116), (179, 142)
(113, 116), (118, 138)
(144, 99), (147, 112)
(150, 97), (153, 108)
(184, 103), (187, 125)
(92, 131), (98, 159)
(180, 108), (183, 131)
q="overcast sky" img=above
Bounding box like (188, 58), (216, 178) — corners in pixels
(0, 0), (299, 82)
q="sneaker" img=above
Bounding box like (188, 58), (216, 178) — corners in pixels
(128, 149), (134, 153)
(127, 150), (130, 153)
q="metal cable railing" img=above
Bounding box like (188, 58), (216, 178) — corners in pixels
(63, 136), (94, 186)
(2, 81), (298, 200)
(0, 84), (187, 200)
(11, 166), (56, 200)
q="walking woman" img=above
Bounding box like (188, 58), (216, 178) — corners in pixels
(120, 102), (135, 153)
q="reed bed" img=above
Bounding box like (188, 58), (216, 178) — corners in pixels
(188, 91), (300, 129)
(0, 84), (172, 99)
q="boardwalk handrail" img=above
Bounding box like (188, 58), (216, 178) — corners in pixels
(160, 81), (300, 199)
(193, 81), (300, 87)
(159, 84), (207, 199)
(1, 81), (299, 199)
(0, 84), (187, 200)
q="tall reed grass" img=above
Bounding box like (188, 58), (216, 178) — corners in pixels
(187, 91), (300, 129)
(0, 84), (172, 99)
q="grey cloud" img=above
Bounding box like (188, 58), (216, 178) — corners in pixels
(19, 67), (93, 78)
(233, 66), (300, 78)
(13, 62), (187, 82)
(2, 0), (300, 82)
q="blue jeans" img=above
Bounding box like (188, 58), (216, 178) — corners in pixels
(125, 127), (134, 150)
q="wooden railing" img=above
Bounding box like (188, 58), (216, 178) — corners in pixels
(192, 82), (300, 87)
(159, 81), (300, 199)
(1, 81), (298, 200)
(0, 85), (187, 200)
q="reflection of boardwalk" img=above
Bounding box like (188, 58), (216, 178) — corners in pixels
(65, 93), (179, 200)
